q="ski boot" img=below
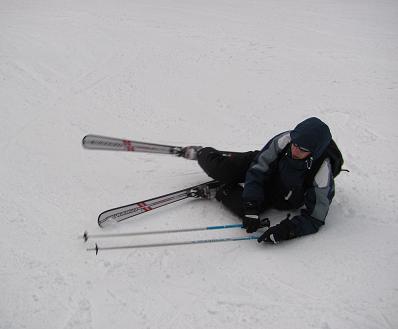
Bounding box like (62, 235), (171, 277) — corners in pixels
(191, 181), (222, 199)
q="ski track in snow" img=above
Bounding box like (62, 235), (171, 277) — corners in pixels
(1, 0), (398, 328)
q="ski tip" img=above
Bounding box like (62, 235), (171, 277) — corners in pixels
(83, 231), (89, 242)
(95, 243), (99, 255)
(82, 135), (89, 147)
(97, 214), (106, 228)
(82, 135), (96, 148)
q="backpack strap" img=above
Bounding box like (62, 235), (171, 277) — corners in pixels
(304, 152), (328, 187)
(304, 139), (346, 186)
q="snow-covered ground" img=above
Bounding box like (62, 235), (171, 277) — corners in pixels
(1, 0), (397, 328)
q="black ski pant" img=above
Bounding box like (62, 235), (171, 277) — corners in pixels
(197, 147), (259, 218)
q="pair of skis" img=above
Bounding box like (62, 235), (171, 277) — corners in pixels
(83, 135), (221, 227)
(82, 135), (269, 253)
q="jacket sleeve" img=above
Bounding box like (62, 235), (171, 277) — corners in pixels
(242, 132), (291, 204)
(290, 158), (335, 237)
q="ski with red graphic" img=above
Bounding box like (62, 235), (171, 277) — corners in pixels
(82, 135), (184, 156)
(97, 180), (219, 227)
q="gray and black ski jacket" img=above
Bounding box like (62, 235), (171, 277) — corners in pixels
(242, 118), (335, 237)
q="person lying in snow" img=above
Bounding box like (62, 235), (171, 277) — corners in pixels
(182, 117), (343, 244)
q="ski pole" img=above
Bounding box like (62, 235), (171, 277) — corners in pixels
(87, 235), (260, 254)
(81, 224), (243, 242)
(82, 218), (270, 242)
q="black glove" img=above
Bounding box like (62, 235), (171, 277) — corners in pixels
(257, 214), (296, 244)
(242, 201), (261, 233)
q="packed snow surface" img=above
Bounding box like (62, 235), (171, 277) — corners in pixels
(1, 0), (397, 328)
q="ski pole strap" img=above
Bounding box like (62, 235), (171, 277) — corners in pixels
(88, 235), (260, 254)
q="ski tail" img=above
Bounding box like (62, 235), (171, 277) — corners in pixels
(98, 180), (218, 227)
(82, 135), (183, 155)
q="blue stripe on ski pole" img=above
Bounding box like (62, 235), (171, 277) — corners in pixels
(206, 224), (242, 230)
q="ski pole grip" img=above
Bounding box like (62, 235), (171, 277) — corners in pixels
(260, 218), (270, 228)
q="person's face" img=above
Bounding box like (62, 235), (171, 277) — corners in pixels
(291, 143), (311, 160)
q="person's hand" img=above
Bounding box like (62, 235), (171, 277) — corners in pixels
(257, 214), (295, 244)
(242, 201), (261, 233)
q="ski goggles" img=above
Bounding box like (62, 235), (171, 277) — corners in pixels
(292, 143), (311, 153)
